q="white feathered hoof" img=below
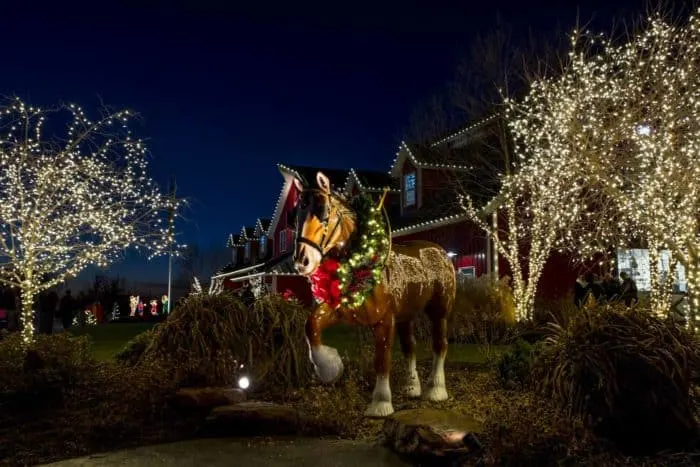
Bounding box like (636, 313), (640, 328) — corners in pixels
(364, 401), (394, 418)
(310, 345), (344, 384)
(405, 377), (422, 398)
(423, 384), (449, 402)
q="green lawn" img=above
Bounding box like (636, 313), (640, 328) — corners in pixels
(70, 322), (156, 361)
(71, 322), (509, 364)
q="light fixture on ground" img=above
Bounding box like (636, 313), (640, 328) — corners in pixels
(238, 376), (250, 390)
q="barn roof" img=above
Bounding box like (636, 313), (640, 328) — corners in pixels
(278, 164), (349, 192)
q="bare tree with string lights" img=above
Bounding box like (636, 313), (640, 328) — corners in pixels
(506, 8), (700, 321)
(0, 97), (179, 344)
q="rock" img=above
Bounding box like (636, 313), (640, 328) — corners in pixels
(202, 401), (304, 436)
(171, 387), (247, 410)
(382, 408), (484, 459)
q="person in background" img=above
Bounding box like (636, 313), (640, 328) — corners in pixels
(619, 272), (638, 307)
(602, 272), (621, 302)
(584, 273), (605, 306)
(574, 276), (588, 308)
(58, 290), (75, 331)
(239, 281), (255, 309)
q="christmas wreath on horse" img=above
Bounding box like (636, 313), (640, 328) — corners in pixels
(292, 171), (456, 417)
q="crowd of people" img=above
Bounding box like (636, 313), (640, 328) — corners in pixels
(574, 271), (638, 308)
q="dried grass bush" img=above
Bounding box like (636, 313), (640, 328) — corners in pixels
(122, 292), (312, 393)
(416, 275), (516, 345)
(533, 303), (700, 453)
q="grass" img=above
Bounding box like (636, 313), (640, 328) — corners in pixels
(70, 322), (156, 361)
(71, 321), (509, 364)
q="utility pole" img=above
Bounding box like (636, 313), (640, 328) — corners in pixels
(166, 176), (177, 314)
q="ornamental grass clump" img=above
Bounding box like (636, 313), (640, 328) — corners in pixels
(533, 304), (700, 453)
(123, 291), (312, 393)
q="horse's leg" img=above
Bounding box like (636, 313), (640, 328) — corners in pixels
(396, 320), (421, 398)
(306, 305), (343, 384)
(365, 316), (395, 417)
(423, 312), (449, 402)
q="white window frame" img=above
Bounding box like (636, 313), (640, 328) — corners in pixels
(404, 172), (416, 207)
(279, 229), (287, 253)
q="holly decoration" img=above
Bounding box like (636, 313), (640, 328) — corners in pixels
(310, 194), (389, 309)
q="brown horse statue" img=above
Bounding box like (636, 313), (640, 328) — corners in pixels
(293, 171), (456, 417)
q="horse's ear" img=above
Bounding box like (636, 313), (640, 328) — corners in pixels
(293, 177), (304, 193)
(316, 171), (331, 194)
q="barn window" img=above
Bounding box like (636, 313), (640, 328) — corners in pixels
(279, 230), (287, 252)
(259, 235), (267, 257)
(404, 172), (416, 207)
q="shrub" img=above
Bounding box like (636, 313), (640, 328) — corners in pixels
(533, 304), (700, 453)
(0, 332), (181, 465)
(496, 339), (540, 390)
(115, 326), (155, 365)
(0, 332), (96, 413)
(124, 292), (312, 393)
(417, 275), (516, 345)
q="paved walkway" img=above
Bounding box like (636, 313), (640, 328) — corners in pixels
(44, 438), (411, 467)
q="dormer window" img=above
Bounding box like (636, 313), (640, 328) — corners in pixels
(404, 172), (416, 207)
(279, 230), (287, 252)
(259, 235), (267, 257)
(244, 242), (251, 261)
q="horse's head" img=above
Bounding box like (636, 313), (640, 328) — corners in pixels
(293, 171), (355, 276)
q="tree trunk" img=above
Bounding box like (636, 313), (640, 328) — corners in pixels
(20, 284), (37, 344)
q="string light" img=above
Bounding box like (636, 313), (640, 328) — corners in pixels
(336, 195), (390, 309)
(0, 98), (179, 344)
(492, 10), (700, 321)
(388, 141), (475, 176)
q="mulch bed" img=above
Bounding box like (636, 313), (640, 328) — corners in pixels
(2, 360), (700, 466)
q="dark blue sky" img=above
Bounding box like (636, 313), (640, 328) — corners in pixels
(0, 0), (645, 282)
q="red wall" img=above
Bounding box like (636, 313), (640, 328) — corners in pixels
(394, 221), (488, 275)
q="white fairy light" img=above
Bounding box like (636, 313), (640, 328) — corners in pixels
(499, 9), (700, 319)
(0, 99), (180, 344)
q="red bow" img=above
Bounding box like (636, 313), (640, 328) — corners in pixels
(310, 258), (342, 309)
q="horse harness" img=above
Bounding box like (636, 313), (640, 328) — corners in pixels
(295, 188), (352, 259)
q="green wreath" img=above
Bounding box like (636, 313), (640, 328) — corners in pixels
(337, 194), (390, 309)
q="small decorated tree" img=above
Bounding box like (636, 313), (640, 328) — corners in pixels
(0, 98), (178, 344)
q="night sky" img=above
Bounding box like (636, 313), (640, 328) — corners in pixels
(0, 0), (645, 283)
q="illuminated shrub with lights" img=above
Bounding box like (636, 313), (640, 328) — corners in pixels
(533, 304), (700, 452)
(416, 275), (516, 344)
(123, 292), (311, 392)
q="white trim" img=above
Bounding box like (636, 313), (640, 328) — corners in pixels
(225, 270), (302, 283)
(267, 171), (293, 237)
(389, 141), (473, 177)
(391, 214), (468, 238)
(211, 261), (268, 280)
(346, 168), (400, 194)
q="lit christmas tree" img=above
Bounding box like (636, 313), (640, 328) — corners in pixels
(0, 98), (180, 344)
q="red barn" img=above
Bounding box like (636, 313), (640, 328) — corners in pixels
(212, 116), (582, 306)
